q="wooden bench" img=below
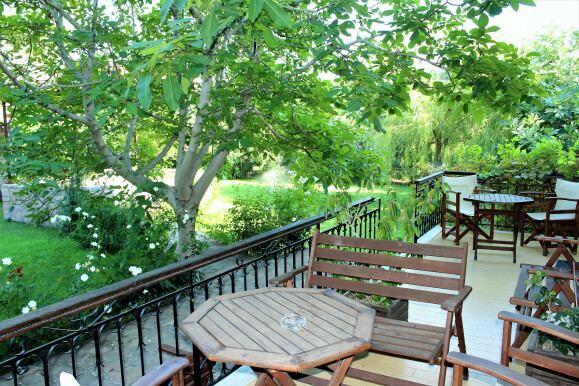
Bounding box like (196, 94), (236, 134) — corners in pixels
(270, 229), (471, 386)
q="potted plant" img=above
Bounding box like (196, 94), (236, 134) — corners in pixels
(524, 271), (579, 385)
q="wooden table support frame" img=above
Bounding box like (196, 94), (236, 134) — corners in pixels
(465, 194), (534, 263)
(536, 235), (579, 268)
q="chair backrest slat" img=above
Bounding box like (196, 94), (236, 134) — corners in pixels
(305, 230), (468, 304)
(309, 274), (451, 304)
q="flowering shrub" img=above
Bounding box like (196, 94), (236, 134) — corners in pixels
(51, 187), (178, 288)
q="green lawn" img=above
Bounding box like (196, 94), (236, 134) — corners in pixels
(0, 205), (113, 320)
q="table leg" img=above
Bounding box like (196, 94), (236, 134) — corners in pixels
(253, 368), (281, 386)
(473, 203), (479, 260)
(512, 206), (521, 264)
(327, 355), (354, 386)
(269, 370), (297, 386)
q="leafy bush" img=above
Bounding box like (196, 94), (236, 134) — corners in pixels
(211, 184), (324, 245)
(55, 187), (178, 283)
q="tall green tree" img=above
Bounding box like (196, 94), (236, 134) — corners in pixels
(0, 0), (542, 259)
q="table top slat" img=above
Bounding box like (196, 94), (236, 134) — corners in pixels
(268, 293), (346, 347)
(200, 308), (259, 350)
(251, 292), (332, 348)
(218, 299), (295, 355)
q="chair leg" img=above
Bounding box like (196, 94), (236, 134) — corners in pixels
(454, 310), (469, 380)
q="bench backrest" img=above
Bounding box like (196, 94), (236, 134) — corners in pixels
(305, 229), (469, 305)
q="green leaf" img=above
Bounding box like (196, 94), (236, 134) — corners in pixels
(263, 0), (292, 28)
(476, 13), (489, 28)
(372, 117), (385, 133)
(181, 77), (191, 94)
(248, 0), (263, 22)
(136, 74), (152, 110)
(347, 99), (363, 112)
(162, 75), (182, 111)
(160, 0), (174, 23)
(126, 102), (139, 115)
(200, 11), (219, 47)
(262, 29), (278, 47)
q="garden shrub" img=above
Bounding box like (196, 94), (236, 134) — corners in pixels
(56, 187), (179, 284)
(211, 185), (325, 245)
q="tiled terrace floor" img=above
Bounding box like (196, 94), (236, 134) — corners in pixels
(242, 228), (554, 386)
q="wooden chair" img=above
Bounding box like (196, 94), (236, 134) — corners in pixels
(446, 311), (579, 386)
(441, 174), (496, 245)
(521, 179), (579, 255)
(270, 229), (471, 386)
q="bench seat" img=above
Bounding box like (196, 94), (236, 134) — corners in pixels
(371, 317), (445, 365)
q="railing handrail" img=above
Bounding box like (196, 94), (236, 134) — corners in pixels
(0, 197), (378, 343)
(413, 170), (476, 185)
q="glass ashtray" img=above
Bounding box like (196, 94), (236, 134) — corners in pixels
(279, 314), (306, 331)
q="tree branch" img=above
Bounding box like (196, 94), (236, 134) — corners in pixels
(137, 133), (179, 177)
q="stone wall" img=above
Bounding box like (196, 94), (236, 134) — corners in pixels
(1, 184), (105, 224)
(1, 169), (177, 223)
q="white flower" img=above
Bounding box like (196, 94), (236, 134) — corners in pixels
(80, 274), (89, 282)
(87, 255), (94, 260)
(87, 224), (94, 228)
(28, 300), (37, 310)
(91, 215), (95, 219)
(156, 242), (159, 246)
(129, 266), (143, 276)
(149, 243), (156, 249)
(313, 176), (319, 182)
(22, 306), (30, 314)
(153, 187), (159, 192)
(92, 233), (98, 238)
(75, 263), (81, 270)
(143, 289), (149, 294)
(2, 258), (12, 265)
(298, 176), (308, 184)
(82, 212), (89, 217)
(90, 242), (99, 247)
(126, 224), (132, 229)
(305, 191), (311, 196)
(74, 207), (82, 212)
(100, 254), (106, 258)
(90, 266), (96, 272)
(50, 216), (57, 224)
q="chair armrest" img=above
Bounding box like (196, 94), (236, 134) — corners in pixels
(269, 265), (309, 286)
(131, 357), (189, 386)
(498, 311), (579, 344)
(441, 286), (472, 311)
(445, 352), (548, 386)
(474, 188), (497, 193)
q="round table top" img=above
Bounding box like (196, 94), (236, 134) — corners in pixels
(180, 287), (375, 372)
(464, 193), (534, 205)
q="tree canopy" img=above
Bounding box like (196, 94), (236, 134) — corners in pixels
(0, 0), (542, 258)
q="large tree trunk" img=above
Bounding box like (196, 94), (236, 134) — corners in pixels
(176, 207), (198, 260)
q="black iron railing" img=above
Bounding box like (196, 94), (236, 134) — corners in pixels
(413, 171), (575, 239)
(0, 197), (380, 385)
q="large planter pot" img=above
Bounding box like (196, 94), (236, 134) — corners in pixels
(347, 294), (409, 321)
(526, 331), (579, 385)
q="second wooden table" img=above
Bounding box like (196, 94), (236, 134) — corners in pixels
(465, 193), (533, 263)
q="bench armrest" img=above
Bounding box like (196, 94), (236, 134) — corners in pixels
(498, 311), (579, 344)
(445, 352), (547, 386)
(131, 357), (189, 386)
(269, 265), (309, 286)
(441, 286), (472, 311)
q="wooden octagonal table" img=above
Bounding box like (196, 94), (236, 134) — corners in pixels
(180, 287), (375, 386)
